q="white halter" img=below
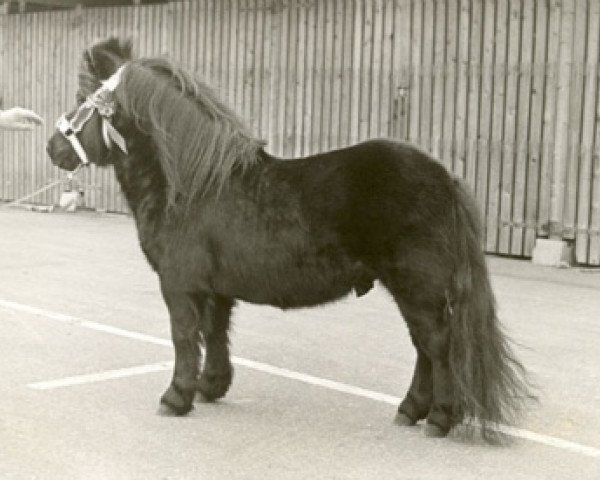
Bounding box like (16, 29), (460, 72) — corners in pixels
(56, 64), (128, 166)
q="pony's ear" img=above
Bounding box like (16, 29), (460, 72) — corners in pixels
(84, 37), (133, 80)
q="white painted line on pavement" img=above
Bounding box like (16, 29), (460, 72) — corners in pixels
(232, 356), (401, 405)
(0, 298), (79, 323)
(28, 361), (173, 390)
(81, 320), (172, 347)
(3, 298), (600, 460)
(499, 425), (600, 460)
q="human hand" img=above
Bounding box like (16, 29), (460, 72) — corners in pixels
(0, 107), (44, 131)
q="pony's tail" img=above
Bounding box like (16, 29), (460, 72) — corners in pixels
(448, 180), (533, 442)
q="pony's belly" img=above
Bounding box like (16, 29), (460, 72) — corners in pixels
(214, 262), (363, 309)
(235, 283), (353, 309)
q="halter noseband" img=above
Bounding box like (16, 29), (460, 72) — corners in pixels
(57, 64), (128, 166)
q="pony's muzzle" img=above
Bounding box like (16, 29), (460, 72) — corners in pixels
(46, 133), (82, 172)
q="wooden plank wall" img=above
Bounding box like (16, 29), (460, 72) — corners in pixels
(1, 0), (600, 265)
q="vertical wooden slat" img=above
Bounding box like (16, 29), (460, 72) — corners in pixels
(320, 0), (333, 151)
(590, 69), (600, 264)
(274, 0), (290, 155)
(243, 0), (256, 127)
(7, 15), (17, 200)
(498, 0), (521, 254)
(330, 0), (345, 149)
(280, 1), (291, 155)
(419, 0), (433, 152)
(391, 0), (410, 142)
(349, 0), (362, 146)
(233, 0), (245, 113)
(283, 0), (297, 155)
(524, 0), (548, 254)
(0, 7), (6, 200)
(12, 12), (20, 202)
(358, 0), (372, 142)
(442, 0), (458, 168)
(408, 0), (422, 144)
(453, 0), (469, 179)
(267, 0), (282, 155)
(171, 0), (183, 63)
(291, 0), (304, 152)
(194, 0), (205, 76)
(549, 0), (574, 238)
(465, 0), (482, 191)
(292, 2), (303, 153)
(218, 0), (229, 102)
(431, 0), (446, 160)
(260, 2), (271, 145)
(379, 0), (393, 138)
(39, 11), (48, 205)
(538, 1), (561, 238)
(30, 12), (39, 199)
(232, 0), (243, 109)
(578, 0), (600, 264)
(253, 0), (266, 140)
(11, 14), (19, 201)
(207, 0), (217, 83)
(486, 0), (508, 252)
(187, 0), (198, 75)
(564, 0), (587, 243)
(511, 0), (534, 256)
(310, 0), (324, 153)
(369, 0), (383, 139)
(16, 13), (25, 201)
(338, 0), (354, 147)
(20, 13), (32, 202)
(301, 1), (316, 155)
(226, 0), (238, 103)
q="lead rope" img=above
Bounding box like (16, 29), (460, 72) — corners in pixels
(2, 164), (83, 209)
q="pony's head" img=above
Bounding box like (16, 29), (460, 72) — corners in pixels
(47, 37), (132, 171)
(48, 37), (264, 205)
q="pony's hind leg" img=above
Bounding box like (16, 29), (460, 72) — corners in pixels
(159, 288), (202, 415)
(394, 343), (432, 426)
(389, 286), (456, 437)
(194, 293), (234, 401)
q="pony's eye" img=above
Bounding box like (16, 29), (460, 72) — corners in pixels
(76, 94), (86, 105)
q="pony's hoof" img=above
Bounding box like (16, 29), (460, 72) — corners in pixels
(424, 422), (449, 438)
(157, 403), (181, 416)
(197, 370), (232, 402)
(394, 412), (417, 427)
(160, 384), (194, 415)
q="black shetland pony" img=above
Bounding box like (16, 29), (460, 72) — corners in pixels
(47, 38), (532, 442)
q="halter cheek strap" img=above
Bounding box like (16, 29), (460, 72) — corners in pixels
(56, 114), (91, 165)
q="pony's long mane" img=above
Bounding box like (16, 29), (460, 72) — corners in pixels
(81, 54), (264, 205)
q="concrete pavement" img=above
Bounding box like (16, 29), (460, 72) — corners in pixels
(1, 208), (599, 479)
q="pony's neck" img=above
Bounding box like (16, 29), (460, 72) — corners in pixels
(113, 142), (167, 270)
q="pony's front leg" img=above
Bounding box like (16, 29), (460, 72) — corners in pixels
(195, 294), (234, 401)
(160, 288), (201, 415)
